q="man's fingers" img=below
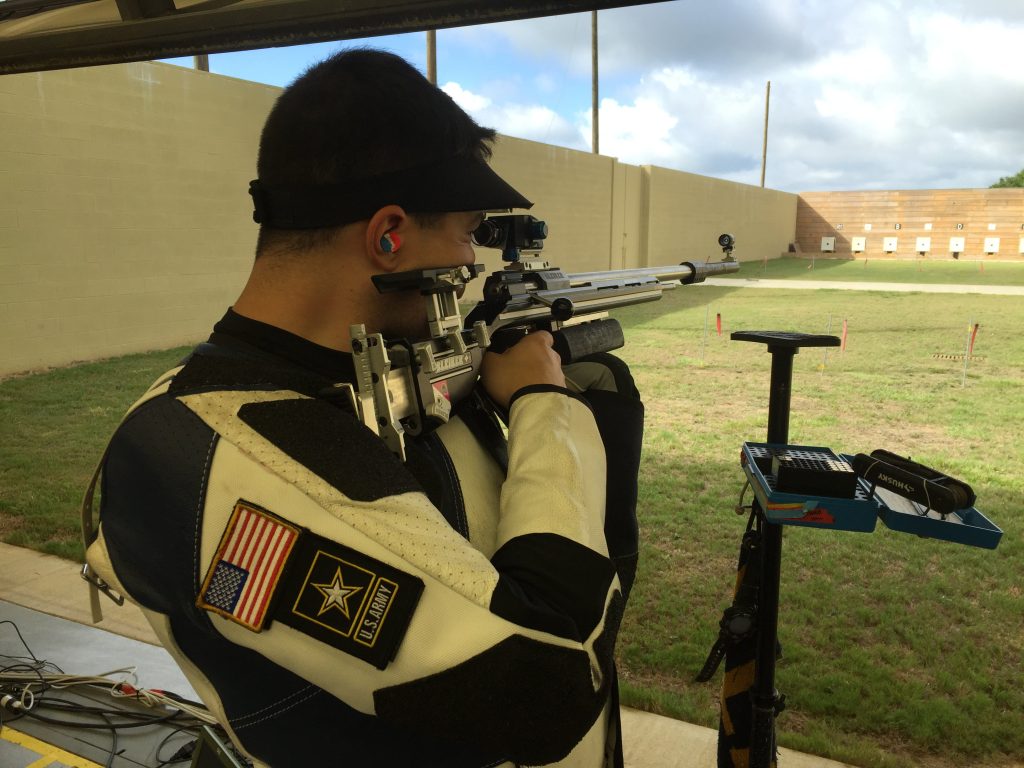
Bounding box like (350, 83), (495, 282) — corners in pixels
(479, 329), (565, 409)
(524, 329), (554, 348)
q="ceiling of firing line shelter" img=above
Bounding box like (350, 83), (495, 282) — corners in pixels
(0, 0), (669, 75)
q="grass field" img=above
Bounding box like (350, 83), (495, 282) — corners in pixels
(1, 281), (1022, 768)
(723, 255), (1024, 285)
(613, 284), (1024, 768)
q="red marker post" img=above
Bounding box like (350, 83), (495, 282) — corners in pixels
(962, 319), (979, 387)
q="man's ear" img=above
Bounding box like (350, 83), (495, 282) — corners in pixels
(366, 205), (409, 272)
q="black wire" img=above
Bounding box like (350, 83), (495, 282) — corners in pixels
(19, 703), (200, 730)
(98, 711), (119, 768)
(158, 689), (209, 710)
(2, 619), (213, 766)
(0, 620), (43, 663)
(155, 726), (200, 767)
(0, 655), (61, 686)
(39, 697), (191, 721)
(0, 661), (55, 675)
(1, 619), (63, 733)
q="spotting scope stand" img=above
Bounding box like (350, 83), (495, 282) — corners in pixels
(704, 331), (1001, 768)
(732, 330), (841, 768)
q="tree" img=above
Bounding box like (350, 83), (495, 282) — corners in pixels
(991, 168), (1024, 188)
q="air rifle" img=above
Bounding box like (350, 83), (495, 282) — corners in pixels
(338, 215), (740, 460)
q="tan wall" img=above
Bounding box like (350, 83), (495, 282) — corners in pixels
(0, 62), (280, 375)
(1, 62), (797, 376)
(646, 167), (798, 266)
(490, 136), (617, 274)
(611, 163), (646, 271)
(797, 189), (1024, 260)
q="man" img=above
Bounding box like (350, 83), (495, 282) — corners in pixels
(83, 49), (644, 767)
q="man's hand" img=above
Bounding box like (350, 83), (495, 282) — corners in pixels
(480, 331), (566, 411)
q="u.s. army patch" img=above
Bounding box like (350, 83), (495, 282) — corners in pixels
(271, 531), (424, 669)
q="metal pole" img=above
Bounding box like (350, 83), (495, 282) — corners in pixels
(750, 343), (794, 768)
(591, 10), (599, 154)
(732, 330), (839, 768)
(426, 29), (437, 84)
(193, 54), (209, 72)
(765, 346), (793, 446)
(760, 81), (770, 187)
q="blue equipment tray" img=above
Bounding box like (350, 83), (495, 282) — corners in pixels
(741, 444), (878, 533)
(741, 443), (1002, 549)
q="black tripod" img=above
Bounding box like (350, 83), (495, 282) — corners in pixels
(708, 331), (841, 768)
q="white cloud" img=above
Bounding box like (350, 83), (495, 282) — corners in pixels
(442, 1), (1024, 191)
(441, 81), (491, 112)
(587, 96), (682, 165)
(442, 81), (582, 149)
(501, 104), (577, 144)
(650, 68), (697, 93)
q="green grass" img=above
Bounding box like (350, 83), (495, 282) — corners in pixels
(612, 285), (1024, 768)
(0, 347), (191, 559)
(728, 255), (1024, 285)
(2, 285), (1023, 767)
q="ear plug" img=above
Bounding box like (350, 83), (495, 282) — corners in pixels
(380, 233), (402, 253)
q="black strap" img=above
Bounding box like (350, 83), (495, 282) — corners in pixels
(695, 524), (762, 683)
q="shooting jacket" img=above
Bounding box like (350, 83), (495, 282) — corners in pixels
(84, 309), (644, 768)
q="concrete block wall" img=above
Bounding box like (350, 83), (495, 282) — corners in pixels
(489, 136), (619, 275)
(0, 63), (280, 375)
(646, 167), (798, 266)
(797, 189), (1024, 260)
(0, 61), (797, 377)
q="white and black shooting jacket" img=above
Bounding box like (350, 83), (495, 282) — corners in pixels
(84, 309), (644, 767)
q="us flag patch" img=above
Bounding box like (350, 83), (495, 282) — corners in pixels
(197, 501), (299, 631)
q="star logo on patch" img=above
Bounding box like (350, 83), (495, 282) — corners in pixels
(312, 567), (363, 619)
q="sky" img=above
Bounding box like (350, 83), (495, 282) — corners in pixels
(162, 0), (1024, 193)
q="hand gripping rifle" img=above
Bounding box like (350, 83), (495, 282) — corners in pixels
(338, 215), (739, 460)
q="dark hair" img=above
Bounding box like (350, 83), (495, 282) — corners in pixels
(254, 48), (496, 257)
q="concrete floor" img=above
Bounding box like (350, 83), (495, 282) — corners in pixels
(0, 542), (853, 767)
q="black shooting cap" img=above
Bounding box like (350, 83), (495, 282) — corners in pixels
(249, 154), (532, 230)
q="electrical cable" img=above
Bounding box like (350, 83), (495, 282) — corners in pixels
(0, 620), (43, 663)
(98, 710), (119, 768)
(154, 726), (198, 767)
(1, 619), (219, 767)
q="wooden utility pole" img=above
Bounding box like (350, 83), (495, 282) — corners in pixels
(426, 29), (437, 84)
(760, 80), (771, 187)
(591, 10), (599, 154)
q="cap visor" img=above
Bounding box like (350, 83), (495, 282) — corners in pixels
(426, 158), (532, 213)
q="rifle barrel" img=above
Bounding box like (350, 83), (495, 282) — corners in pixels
(567, 259), (739, 288)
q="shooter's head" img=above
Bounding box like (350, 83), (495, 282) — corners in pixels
(249, 48), (532, 258)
